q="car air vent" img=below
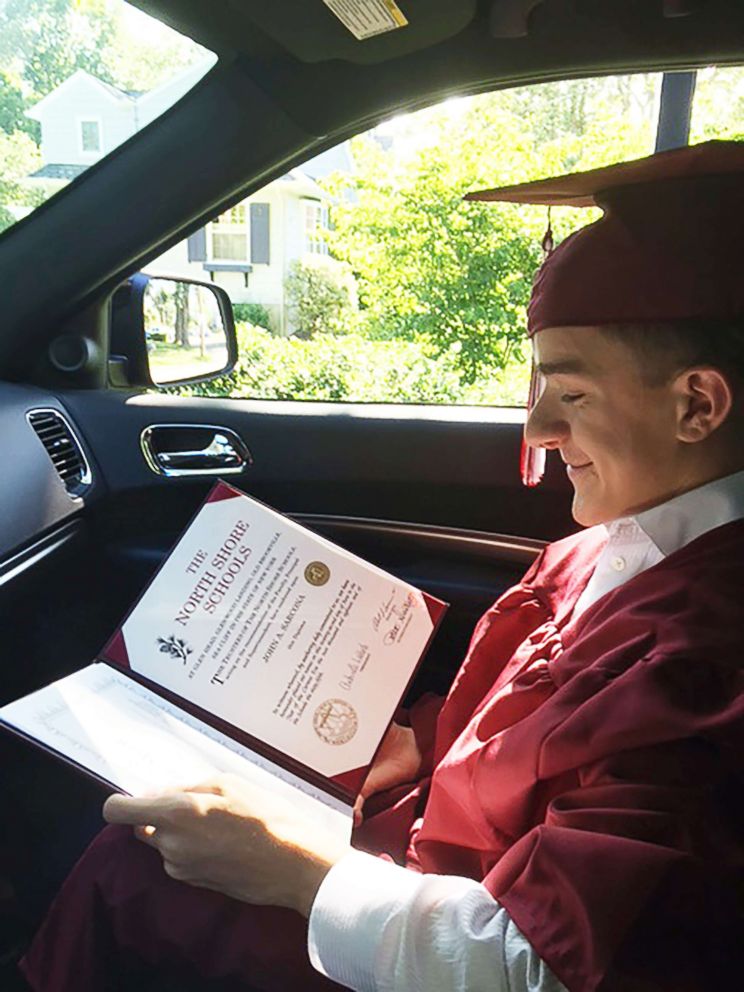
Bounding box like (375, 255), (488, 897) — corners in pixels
(27, 408), (92, 497)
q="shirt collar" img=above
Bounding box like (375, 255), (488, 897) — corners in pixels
(626, 469), (744, 557)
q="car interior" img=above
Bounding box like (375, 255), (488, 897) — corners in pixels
(0, 0), (742, 983)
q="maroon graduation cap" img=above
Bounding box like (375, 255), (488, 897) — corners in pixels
(465, 139), (744, 484)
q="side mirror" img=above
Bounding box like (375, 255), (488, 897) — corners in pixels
(110, 273), (238, 388)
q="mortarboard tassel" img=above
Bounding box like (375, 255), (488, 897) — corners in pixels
(521, 359), (545, 486)
(521, 208), (552, 487)
(540, 206), (554, 255)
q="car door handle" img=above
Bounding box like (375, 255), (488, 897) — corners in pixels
(141, 424), (252, 477)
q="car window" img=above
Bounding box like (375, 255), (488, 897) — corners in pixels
(0, 0), (215, 238)
(147, 67), (743, 408)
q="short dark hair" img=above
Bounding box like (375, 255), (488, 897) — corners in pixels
(600, 319), (744, 391)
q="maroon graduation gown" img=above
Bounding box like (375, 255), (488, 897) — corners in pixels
(21, 521), (744, 991)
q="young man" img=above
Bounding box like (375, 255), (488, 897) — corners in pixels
(19, 140), (744, 992)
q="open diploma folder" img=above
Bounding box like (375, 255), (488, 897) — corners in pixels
(0, 482), (446, 841)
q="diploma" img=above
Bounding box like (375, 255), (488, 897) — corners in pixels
(1, 482), (447, 812)
(1, 664), (351, 839)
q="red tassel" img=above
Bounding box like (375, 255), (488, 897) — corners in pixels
(521, 360), (546, 487)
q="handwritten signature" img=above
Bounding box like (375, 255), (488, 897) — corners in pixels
(338, 642), (369, 692)
(383, 592), (416, 645)
(371, 589), (396, 632)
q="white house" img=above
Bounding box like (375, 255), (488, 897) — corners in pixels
(147, 150), (351, 334)
(26, 68), (139, 182)
(27, 64), (354, 333)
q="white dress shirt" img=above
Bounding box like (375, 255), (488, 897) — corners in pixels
(308, 470), (744, 992)
(574, 469), (744, 619)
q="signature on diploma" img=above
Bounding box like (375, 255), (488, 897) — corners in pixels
(338, 643), (369, 692)
(383, 592), (416, 646)
(371, 589), (396, 633)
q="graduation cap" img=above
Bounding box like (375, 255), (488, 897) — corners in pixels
(465, 139), (744, 484)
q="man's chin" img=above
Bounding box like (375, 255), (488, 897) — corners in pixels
(570, 490), (611, 528)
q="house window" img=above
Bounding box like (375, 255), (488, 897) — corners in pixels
(79, 120), (101, 154)
(303, 199), (329, 255)
(210, 205), (249, 262)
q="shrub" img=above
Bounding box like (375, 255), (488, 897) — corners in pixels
(175, 324), (530, 406)
(284, 258), (356, 338)
(232, 302), (271, 329)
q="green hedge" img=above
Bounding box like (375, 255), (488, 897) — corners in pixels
(231, 302), (272, 329)
(178, 323), (530, 406)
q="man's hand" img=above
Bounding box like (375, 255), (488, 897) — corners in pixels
(103, 774), (350, 917)
(354, 722), (422, 826)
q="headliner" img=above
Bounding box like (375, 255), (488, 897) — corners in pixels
(133, 0), (744, 134)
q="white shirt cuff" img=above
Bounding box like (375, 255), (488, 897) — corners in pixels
(307, 849), (567, 992)
(308, 850), (422, 990)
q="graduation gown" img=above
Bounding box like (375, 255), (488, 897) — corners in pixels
(22, 521), (744, 992)
(363, 519), (743, 991)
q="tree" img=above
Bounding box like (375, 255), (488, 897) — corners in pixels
(0, 129), (42, 232)
(324, 101), (547, 382)
(690, 66), (744, 142)
(173, 282), (191, 347)
(0, 0), (205, 237)
(324, 79), (659, 382)
(0, 0), (117, 100)
(101, 7), (206, 93)
(0, 70), (36, 138)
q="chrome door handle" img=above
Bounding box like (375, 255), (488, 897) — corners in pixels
(158, 434), (242, 468)
(141, 424), (252, 477)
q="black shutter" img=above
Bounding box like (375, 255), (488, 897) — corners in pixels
(187, 226), (207, 262)
(250, 203), (270, 264)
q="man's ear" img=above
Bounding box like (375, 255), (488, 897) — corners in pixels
(673, 367), (734, 443)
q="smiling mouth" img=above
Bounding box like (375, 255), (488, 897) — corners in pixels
(566, 462), (593, 475)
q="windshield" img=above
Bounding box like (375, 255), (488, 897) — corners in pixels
(0, 0), (215, 235)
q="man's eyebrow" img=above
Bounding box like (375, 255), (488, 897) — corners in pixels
(535, 359), (588, 376)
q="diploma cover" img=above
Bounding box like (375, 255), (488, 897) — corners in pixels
(0, 482), (447, 835)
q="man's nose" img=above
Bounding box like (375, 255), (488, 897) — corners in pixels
(524, 391), (569, 450)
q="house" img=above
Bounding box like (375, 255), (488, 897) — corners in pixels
(148, 148), (352, 334)
(26, 64), (354, 333)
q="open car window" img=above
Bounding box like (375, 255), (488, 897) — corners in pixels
(0, 0), (215, 239)
(145, 66), (744, 407)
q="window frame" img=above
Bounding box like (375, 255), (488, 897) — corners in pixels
(301, 197), (330, 256)
(77, 117), (103, 157)
(208, 204), (250, 264)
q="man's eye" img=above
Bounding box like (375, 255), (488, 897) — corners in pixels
(560, 393), (585, 404)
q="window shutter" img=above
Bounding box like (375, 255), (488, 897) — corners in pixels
(250, 203), (270, 264)
(187, 226), (207, 262)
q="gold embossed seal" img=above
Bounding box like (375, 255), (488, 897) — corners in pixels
(304, 561), (330, 586)
(313, 698), (358, 745)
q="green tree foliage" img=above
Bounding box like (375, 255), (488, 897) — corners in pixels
(325, 108), (543, 383)
(0, 129), (42, 232)
(0, 0), (117, 99)
(284, 258), (356, 338)
(0, 70), (36, 137)
(0, 0), (205, 99)
(691, 66), (744, 142)
(324, 78), (663, 383)
(101, 12), (205, 92)
(232, 302), (272, 330)
(0, 1), (207, 235)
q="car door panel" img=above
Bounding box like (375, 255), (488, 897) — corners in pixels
(1, 384), (571, 705)
(60, 389), (574, 533)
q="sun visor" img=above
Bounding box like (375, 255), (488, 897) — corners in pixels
(227, 0), (477, 65)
